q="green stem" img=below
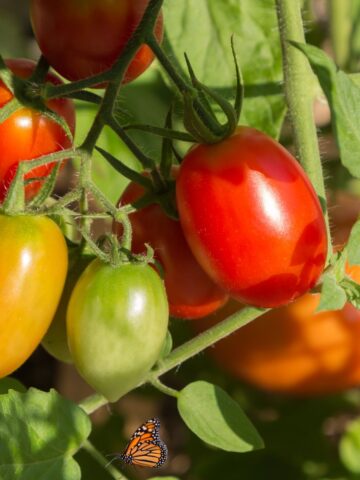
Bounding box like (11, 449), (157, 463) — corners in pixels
(78, 306), (266, 414)
(329, 0), (351, 69)
(107, 116), (155, 170)
(82, 440), (127, 480)
(44, 0), (164, 100)
(147, 33), (191, 94)
(0, 54), (13, 92)
(80, 112), (105, 155)
(152, 306), (266, 377)
(147, 34), (222, 136)
(275, 0), (332, 259)
(149, 377), (179, 398)
(79, 393), (108, 414)
(29, 55), (50, 83)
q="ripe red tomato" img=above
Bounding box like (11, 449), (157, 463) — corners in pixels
(194, 268), (360, 397)
(116, 179), (228, 319)
(0, 214), (68, 377)
(30, 0), (163, 84)
(0, 58), (75, 201)
(176, 126), (327, 308)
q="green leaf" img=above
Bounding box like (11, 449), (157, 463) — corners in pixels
(163, 0), (285, 138)
(348, 220), (360, 265)
(74, 73), (171, 202)
(0, 388), (91, 479)
(341, 277), (360, 309)
(340, 417), (360, 474)
(332, 248), (348, 282)
(316, 274), (347, 312)
(293, 42), (360, 179)
(177, 381), (264, 453)
(0, 378), (25, 394)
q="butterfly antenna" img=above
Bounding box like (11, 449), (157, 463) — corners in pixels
(104, 453), (122, 468)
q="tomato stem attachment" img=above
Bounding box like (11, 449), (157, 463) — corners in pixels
(275, 0), (332, 262)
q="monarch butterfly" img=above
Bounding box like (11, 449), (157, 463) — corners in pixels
(120, 418), (168, 468)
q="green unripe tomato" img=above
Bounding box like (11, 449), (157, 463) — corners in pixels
(67, 259), (169, 402)
(42, 249), (94, 363)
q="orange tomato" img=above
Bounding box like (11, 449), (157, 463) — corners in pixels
(194, 263), (360, 396)
(0, 215), (68, 377)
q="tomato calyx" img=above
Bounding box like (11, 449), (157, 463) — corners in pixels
(79, 226), (157, 272)
(182, 39), (243, 144)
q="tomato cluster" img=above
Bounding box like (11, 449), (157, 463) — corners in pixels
(1, 0), (356, 406)
(0, 0), (169, 400)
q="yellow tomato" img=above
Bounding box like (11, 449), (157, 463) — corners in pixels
(0, 215), (68, 377)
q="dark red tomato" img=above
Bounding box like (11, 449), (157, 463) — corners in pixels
(0, 58), (75, 201)
(30, 0), (163, 85)
(176, 126), (327, 308)
(116, 179), (228, 319)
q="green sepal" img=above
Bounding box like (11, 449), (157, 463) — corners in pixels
(0, 98), (21, 124)
(95, 146), (152, 189)
(28, 162), (61, 209)
(0, 54), (13, 92)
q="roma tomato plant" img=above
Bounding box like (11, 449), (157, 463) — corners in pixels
(30, 0), (164, 84)
(67, 259), (169, 402)
(0, 58), (75, 200)
(116, 179), (228, 319)
(3, 0), (360, 478)
(177, 126), (328, 308)
(0, 214), (67, 378)
(194, 261), (360, 396)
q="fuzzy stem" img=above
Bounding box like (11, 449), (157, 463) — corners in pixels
(149, 377), (179, 398)
(79, 393), (108, 415)
(329, 0), (351, 69)
(147, 34), (225, 137)
(275, 0), (332, 259)
(152, 306), (266, 377)
(82, 440), (128, 480)
(78, 306), (266, 414)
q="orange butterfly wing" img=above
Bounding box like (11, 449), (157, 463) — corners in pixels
(121, 417), (167, 469)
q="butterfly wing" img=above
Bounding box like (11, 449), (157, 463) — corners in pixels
(121, 417), (167, 468)
(131, 440), (168, 468)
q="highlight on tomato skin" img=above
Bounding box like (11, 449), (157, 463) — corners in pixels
(116, 178), (229, 320)
(0, 58), (75, 201)
(193, 262), (360, 397)
(30, 0), (164, 85)
(0, 214), (68, 378)
(176, 126), (328, 308)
